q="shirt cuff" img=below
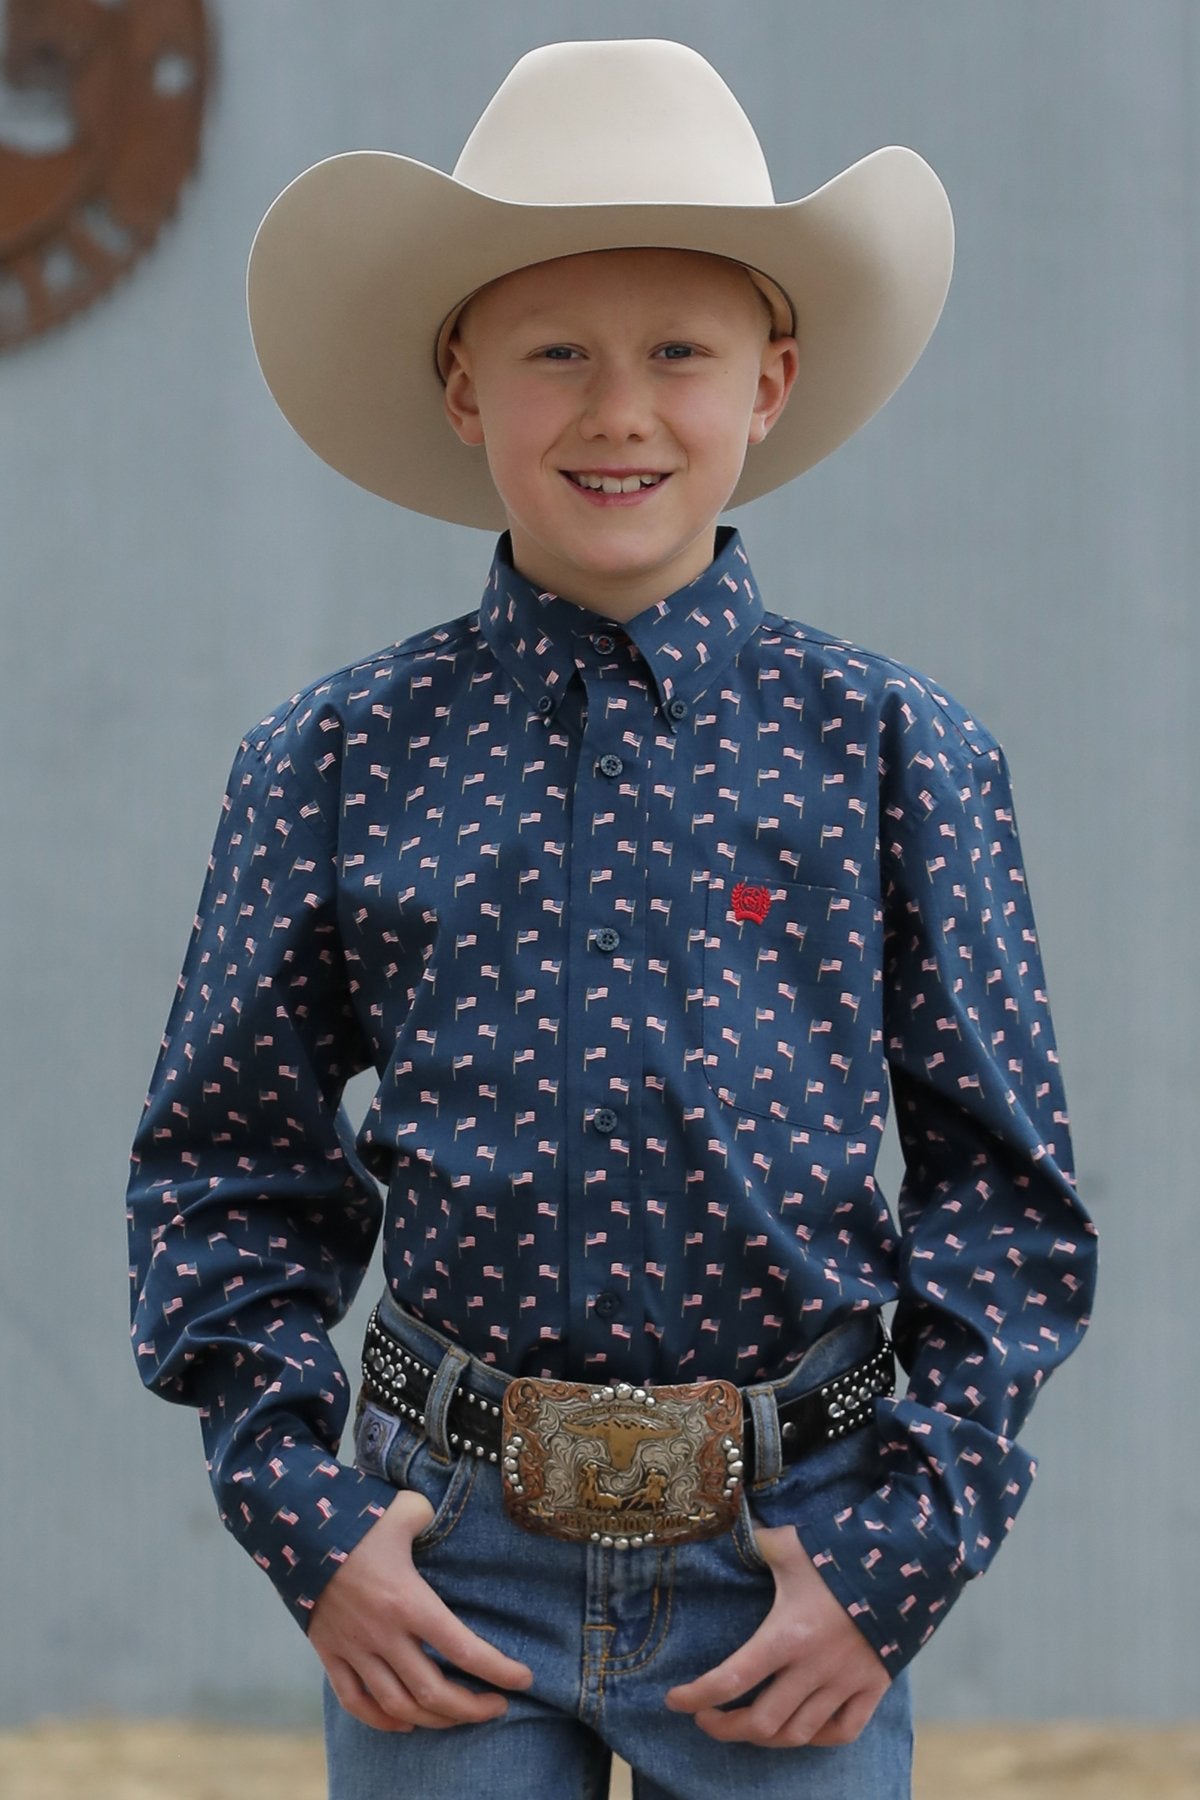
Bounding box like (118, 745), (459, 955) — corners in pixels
(206, 1416), (399, 1630)
(785, 1416), (1038, 1673)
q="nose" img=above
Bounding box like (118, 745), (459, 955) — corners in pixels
(578, 359), (654, 442)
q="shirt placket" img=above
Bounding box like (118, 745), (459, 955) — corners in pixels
(563, 647), (656, 1378)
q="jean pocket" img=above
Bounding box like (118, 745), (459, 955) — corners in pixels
(401, 1433), (479, 1553)
(731, 1489), (773, 1575)
(740, 1422), (884, 1571)
(701, 874), (885, 1134)
(353, 1398), (479, 1553)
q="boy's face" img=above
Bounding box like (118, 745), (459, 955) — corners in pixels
(442, 249), (797, 619)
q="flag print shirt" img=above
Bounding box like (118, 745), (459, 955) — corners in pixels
(126, 526), (1096, 1674)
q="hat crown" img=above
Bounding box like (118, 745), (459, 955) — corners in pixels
(453, 39), (777, 208)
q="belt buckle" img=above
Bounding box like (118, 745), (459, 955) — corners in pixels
(501, 1374), (743, 1547)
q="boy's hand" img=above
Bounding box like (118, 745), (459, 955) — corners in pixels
(309, 1490), (534, 1732)
(665, 1521), (889, 1748)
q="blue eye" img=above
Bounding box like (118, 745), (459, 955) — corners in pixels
(541, 345), (579, 360)
(659, 343), (695, 359)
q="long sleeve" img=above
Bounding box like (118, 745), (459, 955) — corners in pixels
(126, 708), (396, 1627)
(791, 711), (1097, 1673)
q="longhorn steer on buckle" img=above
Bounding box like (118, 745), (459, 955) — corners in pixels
(501, 1374), (744, 1548)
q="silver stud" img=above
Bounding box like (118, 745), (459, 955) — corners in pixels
(634, 1389), (647, 1402)
(615, 1537), (629, 1551)
(631, 1536), (643, 1548)
(488, 1451), (497, 1465)
(781, 1421), (797, 1441)
(601, 1535), (613, 1547)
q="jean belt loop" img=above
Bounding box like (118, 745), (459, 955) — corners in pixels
(422, 1344), (472, 1463)
(744, 1384), (783, 1490)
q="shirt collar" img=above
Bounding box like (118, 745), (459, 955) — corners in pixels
(477, 526), (764, 732)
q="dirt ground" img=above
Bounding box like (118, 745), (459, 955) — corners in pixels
(1, 1720), (1198, 1799)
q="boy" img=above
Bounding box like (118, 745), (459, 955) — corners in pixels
(126, 39), (1096, 1799)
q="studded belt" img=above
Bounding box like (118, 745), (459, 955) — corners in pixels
(360, 1305), (894, 1546)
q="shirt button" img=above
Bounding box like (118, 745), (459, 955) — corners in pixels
(598, 753), (623, 778)
(667, 697), (689, 721)
(592, 633), (616, 655)
(536, 695), (554, 715)
(592, 1107), (618, 1135)
(594, 927), (620, 953)
(594, 1290), (621, 1319)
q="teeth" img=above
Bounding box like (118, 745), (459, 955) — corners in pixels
(573, 473), (662, 494)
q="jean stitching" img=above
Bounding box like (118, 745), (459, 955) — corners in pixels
(600, 1552), (675, 1673)
(582, 1621), (613, 1729)
(409, 1453), (478, 1552)
(607, 1564), (677, 1678)
(732, 1498), (770, 1574)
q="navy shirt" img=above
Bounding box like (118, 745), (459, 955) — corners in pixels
(127, 527), (1095, 1672)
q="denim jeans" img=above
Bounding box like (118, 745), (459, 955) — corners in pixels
(324, 1292), (913, 1798)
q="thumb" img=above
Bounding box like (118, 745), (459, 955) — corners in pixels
(750, 1519), (808, 1573)
(383, 1488), (436, 1539)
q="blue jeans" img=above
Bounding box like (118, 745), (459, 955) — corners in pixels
(324, 1294), (913, 1798)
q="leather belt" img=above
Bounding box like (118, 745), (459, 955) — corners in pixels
(360, 1305), (895, 1479)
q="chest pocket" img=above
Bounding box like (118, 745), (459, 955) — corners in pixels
(701, 875), (885, 1133)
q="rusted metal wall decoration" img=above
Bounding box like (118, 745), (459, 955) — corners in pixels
(0, 0), (210, 351)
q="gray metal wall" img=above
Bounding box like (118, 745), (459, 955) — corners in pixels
(2, 0), (1195, 1727)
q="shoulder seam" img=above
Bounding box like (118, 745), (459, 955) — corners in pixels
(243, 610), (483, 747)
(757, 610), (995, 759)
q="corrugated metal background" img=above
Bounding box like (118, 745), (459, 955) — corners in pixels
(1, 0), (1195, 1727)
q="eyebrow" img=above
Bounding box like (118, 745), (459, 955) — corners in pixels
(509, 305), (741, 332)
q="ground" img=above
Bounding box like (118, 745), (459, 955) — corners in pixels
(1, 1721), (1199, 1798)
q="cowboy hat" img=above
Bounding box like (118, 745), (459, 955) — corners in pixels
(246, 38), (953, 529)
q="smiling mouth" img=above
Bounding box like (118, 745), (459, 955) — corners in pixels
(564, 472), (668, 495)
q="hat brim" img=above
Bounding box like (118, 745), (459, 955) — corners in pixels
(246, 146), (953, 529)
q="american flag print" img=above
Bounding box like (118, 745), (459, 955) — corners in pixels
(126, 526), (1096, 1671)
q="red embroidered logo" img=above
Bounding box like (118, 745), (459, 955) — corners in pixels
(731, 880), (773, 924)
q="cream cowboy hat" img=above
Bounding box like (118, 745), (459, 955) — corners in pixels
(246, 38), (954, 529)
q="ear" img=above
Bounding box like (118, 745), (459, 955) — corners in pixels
(748, 335), (799, 446)
(442, 336), (485, 447)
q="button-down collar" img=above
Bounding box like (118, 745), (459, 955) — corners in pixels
(478, 524), (764, 731)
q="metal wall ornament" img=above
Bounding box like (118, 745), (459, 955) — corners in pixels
(0, 0), (210, 351)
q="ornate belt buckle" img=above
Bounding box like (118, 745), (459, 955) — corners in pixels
(500, 1374), (744, 1548)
